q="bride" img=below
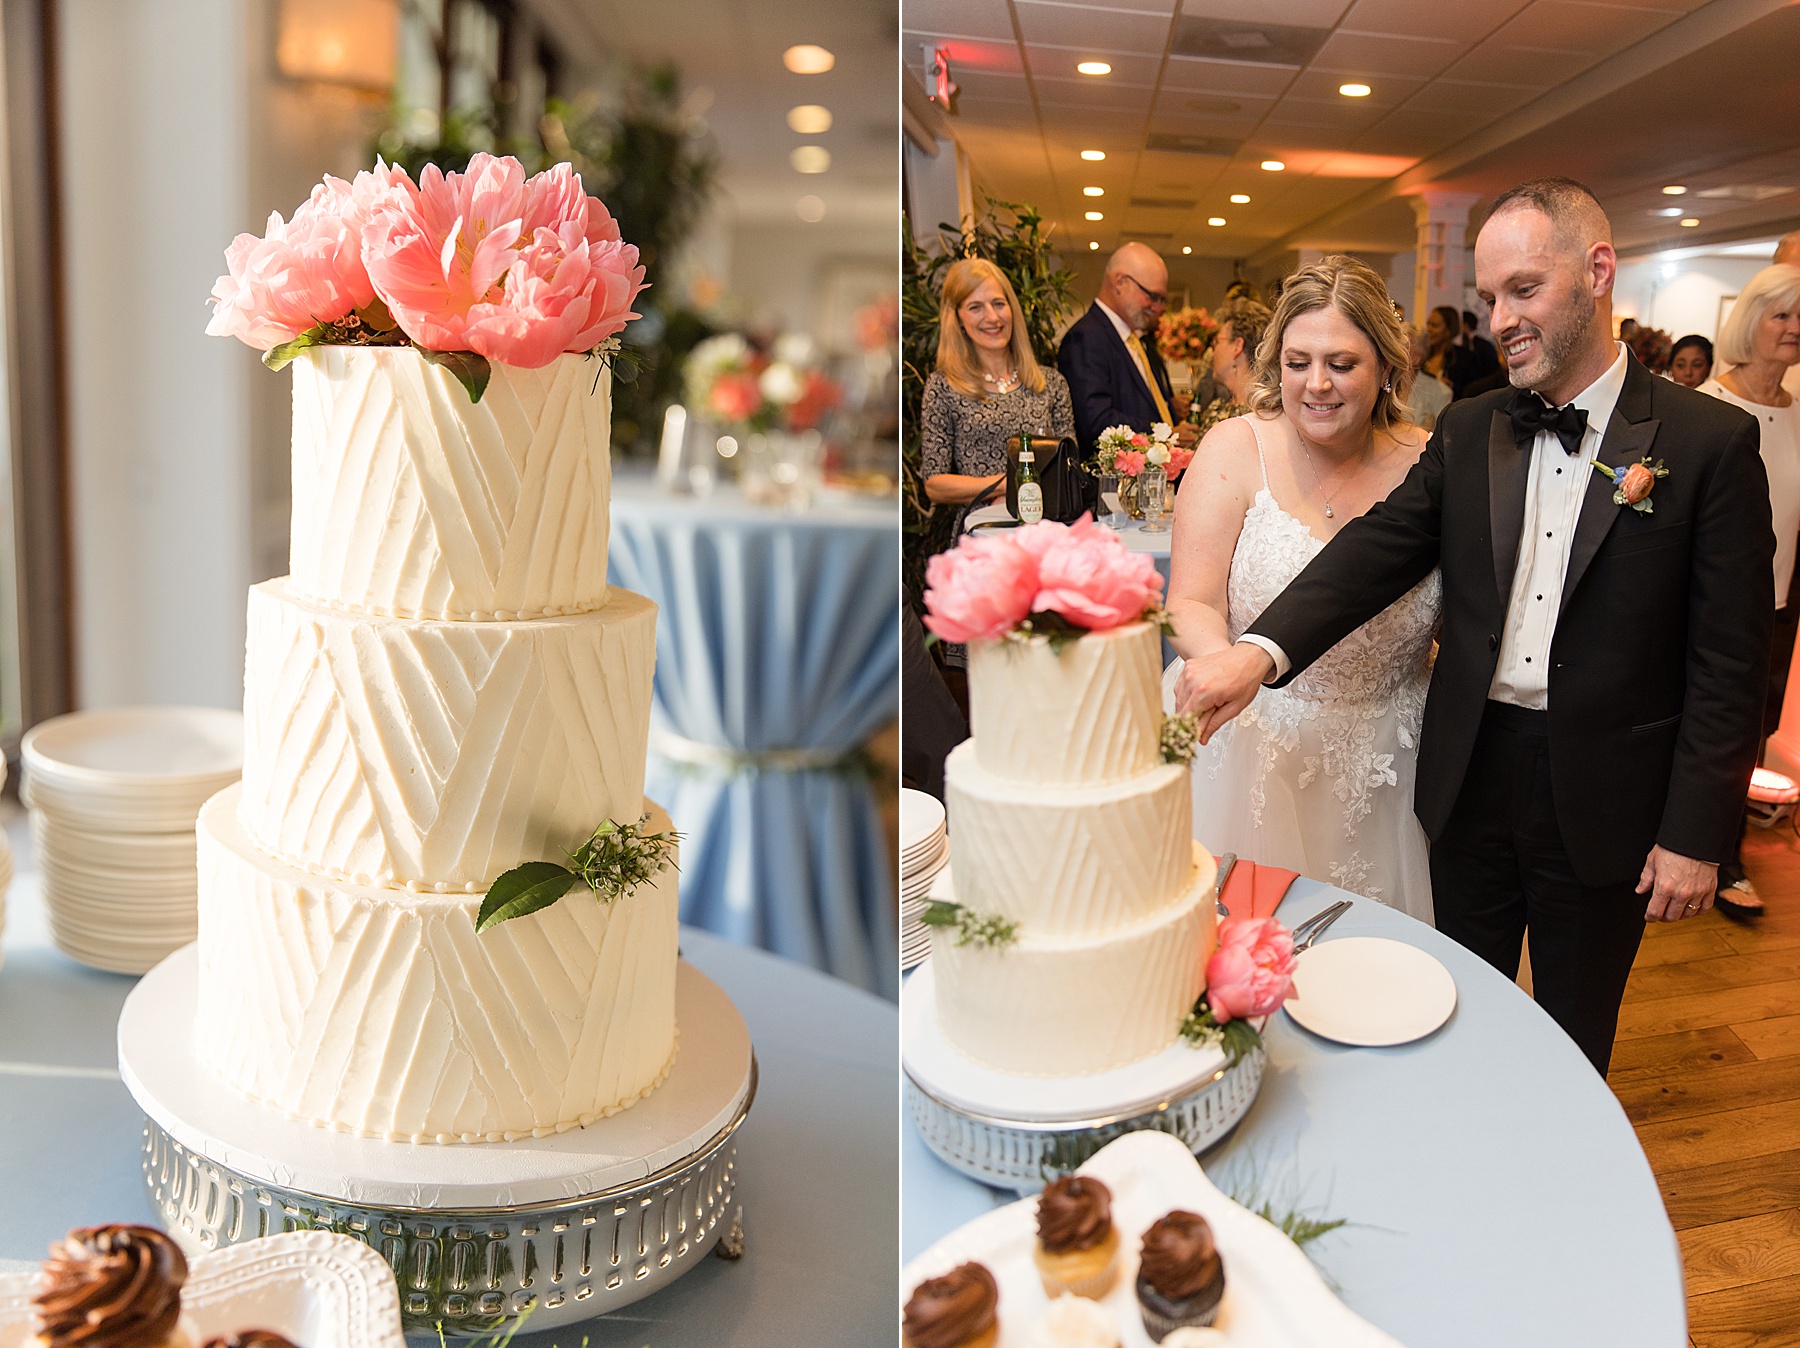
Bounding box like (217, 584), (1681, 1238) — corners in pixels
(1167, 256), (1439, 921)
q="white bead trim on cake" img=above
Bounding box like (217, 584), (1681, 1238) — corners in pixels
(282, 585), (610, 624)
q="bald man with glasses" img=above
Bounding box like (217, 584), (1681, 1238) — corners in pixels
(1058, 243), (1201, 481)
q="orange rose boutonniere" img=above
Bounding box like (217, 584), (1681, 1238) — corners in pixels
(1592, 456), (1669, 513)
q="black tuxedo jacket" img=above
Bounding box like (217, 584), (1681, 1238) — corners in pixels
(1248, 354), (1775, 885)
(1057, 303), (1176, 453)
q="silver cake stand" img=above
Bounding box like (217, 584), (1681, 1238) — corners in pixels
(118, 945), (755, 1337)
(901, 960), (1265, 1194)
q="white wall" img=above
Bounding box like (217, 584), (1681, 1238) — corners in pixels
(58, 0), (253, 710)
(1614, 253), (1773, 345)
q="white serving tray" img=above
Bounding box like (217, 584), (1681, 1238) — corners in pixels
(0, 1231), (406, 1348)
(902, 1130), (1406, 1348)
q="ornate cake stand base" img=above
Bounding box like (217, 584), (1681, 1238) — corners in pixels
(119, 945), (756, 1337)
(901, 959), (1265, 1193)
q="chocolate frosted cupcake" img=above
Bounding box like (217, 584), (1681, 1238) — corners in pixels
(1135, 1210), (1225, 1341)
(202, 1335), (300, 1348)
(1032, 1176), (1120, 1299)
(32, 1225), (195, 1348)
(903, 1262), (1000, 1348)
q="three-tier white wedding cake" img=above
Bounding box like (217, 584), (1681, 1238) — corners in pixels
(931, 623), (1218, 1075)
(191, 348), (680, 1144)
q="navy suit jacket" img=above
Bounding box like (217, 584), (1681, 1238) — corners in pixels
(1056, 303), (1175, 454)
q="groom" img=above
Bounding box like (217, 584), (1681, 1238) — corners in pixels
(1178, 178), (1774, 1073)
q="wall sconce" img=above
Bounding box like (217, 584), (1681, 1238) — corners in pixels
(277, 0), (399, 91)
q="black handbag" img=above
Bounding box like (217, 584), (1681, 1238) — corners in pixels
(989, 433), (1087, 526)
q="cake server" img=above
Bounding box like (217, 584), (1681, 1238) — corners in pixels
(1214, 853), (1237, 916)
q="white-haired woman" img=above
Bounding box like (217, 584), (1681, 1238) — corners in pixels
(1699, 263), (1800, 914)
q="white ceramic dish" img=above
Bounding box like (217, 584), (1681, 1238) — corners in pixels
(903, 1130), (1404, 1348)
(0, 1230), (407, 1348)
(900, 788), (948, 853)
(21, 707), (244, 785)
(1283, 937), (1458, 1048)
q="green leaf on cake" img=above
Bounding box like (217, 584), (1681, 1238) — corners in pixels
(1178, 996), (1265, 1066)
(419, 348), (493, 403)
(262, 325), (328, 372)
(917, 899), (1018, 949)
(475, 862), (580, 932)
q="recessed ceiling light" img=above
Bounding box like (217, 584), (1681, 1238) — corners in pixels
(1662, 185), (1687, 195)
(787, 104), (832, 134)
(1089, 241), (1100, 250)
(1081, 149), (1106, 161)
(1230, 193), (1250, 204)
(783, 45), (834, 74)
(1652, 207), (1684, 217)
(1077, 61), (1112, 75)
(1182, 246), (1192, 255)
(1084, 186), (1104, 197)
(795, 195), (826, 222)
(1680, 217), (1700, 227)
(1085, 211), (1104, 221)
(1208, 217), (1226, 227)
(1338, 83), (1371, 97)
(1261, 160), (1285, 172)
(790, 145), (831, 174)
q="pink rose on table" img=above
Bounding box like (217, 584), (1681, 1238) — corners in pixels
(1017, 514), (1164, 630)
(709, 370), (764, 423)
(922, 534), (1039, 643)
(1205, 916), (1296, 1023)
(1129, 433), (1149, 448)
(1113, 449), (1146, 477)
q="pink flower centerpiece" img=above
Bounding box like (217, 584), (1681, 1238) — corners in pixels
(205, 154), (646, 401)
(1180, 914), (1298, 1063)
(921, 514), (1165, 645)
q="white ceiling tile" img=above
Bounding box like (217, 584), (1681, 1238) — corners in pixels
(904, 0), (1018, 40)
(1339, 0), (1531, 42)
(1284, 69), (1427, 106)
(1013, 2), (1174, 56)
(952, 69), (1033, 102)
(1025, 48), (1164, 83)
(1439, 40), (1598, 86)
(1401, 78), (1544, 117)
(1031, 72), (1160, 109)
(1160, 55), (1299, 96)
(1310, 29), (1465, 79)
(1491, 1), (1682, 54)
(1178, 0), (1352, 24)
(1265, 94), (1392, 132)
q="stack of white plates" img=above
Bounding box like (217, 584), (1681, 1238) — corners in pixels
(900, 789), (950, 970)
(22, 707), (243, 975)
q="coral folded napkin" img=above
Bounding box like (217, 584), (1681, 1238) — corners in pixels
(1219, 859), (1300, 919)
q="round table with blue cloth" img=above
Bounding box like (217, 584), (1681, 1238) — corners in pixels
(903, 880), (1687, 1347)
(0, 825), (898, 1348)
(607, 473), (899, 997)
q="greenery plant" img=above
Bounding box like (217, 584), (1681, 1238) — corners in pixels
(902, 200), (1077, 609)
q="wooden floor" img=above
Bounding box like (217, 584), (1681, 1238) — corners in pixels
(1608, 823), (1800, 1347)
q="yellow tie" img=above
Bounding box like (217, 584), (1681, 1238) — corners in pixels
(1125, 331), (1174, 424)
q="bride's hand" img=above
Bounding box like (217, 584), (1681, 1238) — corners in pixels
(1175, 644), (1274, 743)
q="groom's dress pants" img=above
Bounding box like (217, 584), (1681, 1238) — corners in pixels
(1429, 701), (1647, 1075)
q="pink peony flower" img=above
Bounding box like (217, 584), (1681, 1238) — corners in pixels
(1113, 449), (1146, 477)
(1016, 514), (1164, 630)
(1168, 446), (1195, 477)
(922, 534), (1039, 643)
(1129, 433), (1149, 448)
(204, 163), (410, 350)
(1205, 917), (1296, 1023)
(361, 153), (645, 365)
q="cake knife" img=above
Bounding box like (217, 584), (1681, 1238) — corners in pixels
(1213, 853), (1236, 917)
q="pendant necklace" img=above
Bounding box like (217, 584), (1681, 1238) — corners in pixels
(982, 368), (1021, 395)
(1296, 429), (1370, 520)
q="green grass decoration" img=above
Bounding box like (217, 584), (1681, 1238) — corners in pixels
(476, 814), (679, 933)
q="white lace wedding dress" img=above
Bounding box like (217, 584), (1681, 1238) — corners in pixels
(1169, 418), (1441, 922)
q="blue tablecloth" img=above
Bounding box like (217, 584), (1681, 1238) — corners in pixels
(0, 813), (898, 1347)
(607, 474), (899, 997)
(903, 880), (1686, 1348)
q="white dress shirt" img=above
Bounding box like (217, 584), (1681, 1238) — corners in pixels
(1239, 344), (1632, 712)
(1096, 299), (1134, 343)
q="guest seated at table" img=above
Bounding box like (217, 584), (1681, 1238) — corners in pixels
(1190, 296), (1270, 435)
(920, 257), (1075, 522)
(1668, 334), (1713, 389)
(1165, 256), (1439, 922)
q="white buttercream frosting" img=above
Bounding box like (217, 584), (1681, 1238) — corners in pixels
(944, 740), (1192, 936)
(288, 347), (613, 620)
(237, 579), (654, 890)
(931, 852), (1216, 1076)
(194, 784), (680, 1142)
(967, 623), (1163, 785)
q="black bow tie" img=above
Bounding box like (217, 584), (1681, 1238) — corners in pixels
(1507, 389), (1589, 456)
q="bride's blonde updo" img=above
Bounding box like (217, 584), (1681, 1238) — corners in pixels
(1245, 255), (1415, 432)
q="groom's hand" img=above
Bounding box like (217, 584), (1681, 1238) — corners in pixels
(1176, 643), (1275, 745)
(1637, 845), (1719, 922)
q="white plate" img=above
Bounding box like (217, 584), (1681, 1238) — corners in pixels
(22, 706), (244, 785)
(900, 789), (948, 853)
(903, 1130), (1404, 1348)
(34, 817), (199, 856)
(0, 1230), (406, 1348)
(1283, 937), (1458, 1047)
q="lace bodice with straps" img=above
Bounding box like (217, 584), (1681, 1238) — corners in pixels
(1202, 417), (1441, 894)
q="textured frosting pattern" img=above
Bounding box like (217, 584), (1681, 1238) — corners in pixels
(288, 347), (612, 620)
(931, 853), (1216, 1076)
(194, 785), (679, 1142)
(238, 579), (653, 890)
(945, 741), (1192, 936)
(967, 623), (1163, 785)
